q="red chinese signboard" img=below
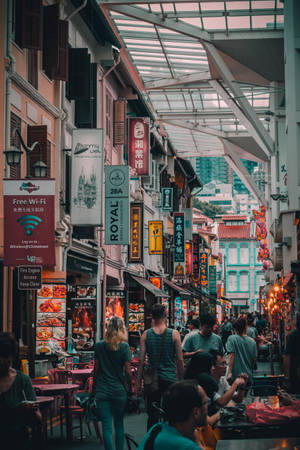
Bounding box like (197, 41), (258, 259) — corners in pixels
(128, 203), (143, 263)
(4, 179), (55, 266)
(128, 117), (150, 176)
(200, 251), (208, 287)
(185, 242), (192, 275)
(192, 233), (200, 275)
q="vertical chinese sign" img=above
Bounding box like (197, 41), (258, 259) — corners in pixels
(199, 251), (208, 288)
(105, 165), (130, 245)
(128, 203), (143, 263)
(149, 221), (163, 255)
(161, 187), (173, 211)
(4, 179), (55, 266)
(209, 265), (217, 294)
(174, 212), (185, 279)
(185, 242), (192, 275)
(192, 233), (200, 279)
(128, 117), (150, 176)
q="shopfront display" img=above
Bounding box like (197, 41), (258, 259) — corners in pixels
(174, 297), (183, 329)
(128, 301), (144, 332)
(36, 283), (67, 355)
(71, 285), (96, 352)
(182, 299), (188, 327)
(106, 290), (126, 323)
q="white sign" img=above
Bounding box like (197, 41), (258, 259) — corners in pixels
(71, 129), (104, 225)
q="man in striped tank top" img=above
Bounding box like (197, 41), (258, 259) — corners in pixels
(138, 304), (184, 430)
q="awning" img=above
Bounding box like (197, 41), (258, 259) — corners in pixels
(163, 279), (192, 298)
(131, 275), (169, 298)
(283, 272), (294, 286)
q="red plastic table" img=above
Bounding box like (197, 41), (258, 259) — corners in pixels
(34, 384), (79, 441)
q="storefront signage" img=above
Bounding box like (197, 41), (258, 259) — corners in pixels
(18, 266), (42, 290)
(183, 208), (193, 241)
(105, 165), (130, 245)
(174, 213), (185, 262)
(185, 242), (192, 275)
(71, 286), (96, 351)
(128, 117), (150, 176)
(71, 129), (104, 225)
(149, 277), (162, 290)
(200, 251), (208, 287)
(192, 233), (200, 275)
(149, 221), (163, 255)
(4, 179), (55, 266)
(209, 265), (217, 294)
(129, 203), (143, 263)
(161, 187), (173, 211)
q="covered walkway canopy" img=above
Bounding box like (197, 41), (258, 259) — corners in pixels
(99, 0), (284, 206)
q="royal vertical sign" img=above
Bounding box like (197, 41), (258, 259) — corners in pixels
(71, 129), (104, 225)
(128, 117), (150, 176)
(4, 179), (55, 266)
(174, 212), (185, 279)
(192, 233), (200, 276)
(161, 188), (173, 211)
(105, 166), (130, 245)
(149, 221), (163, 255)
(200, 251), (208, 287)
(128, 203), (143, 263)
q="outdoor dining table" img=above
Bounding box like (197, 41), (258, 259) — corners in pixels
(34, 383), (79, 441)
(35, 396), (55, 444)
(216, 437), (300, 449)
(67, 368), (93, 388)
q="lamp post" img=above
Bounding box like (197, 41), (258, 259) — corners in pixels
(4, 128), (47, 177)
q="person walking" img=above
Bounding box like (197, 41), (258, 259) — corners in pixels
(246, 314), (258, 340)
(220, 316), (232, 351)
(138, 303), (184, 430)
(182, 313), (224, 361)
(226, 317), (257, 385)
(138, 380), (208, 450)
(181, 319), (200, 348)
(92, 317), (132, 450)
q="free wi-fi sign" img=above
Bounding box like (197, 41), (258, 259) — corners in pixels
(17, 215), (42, 236)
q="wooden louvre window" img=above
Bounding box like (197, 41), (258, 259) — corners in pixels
(75, 63), (97, 128)
(28, 49), (38, 89)
(113, 100), (126, 146)
(106, 93), (112, 141)
(43, 3), (59, 78)
(51, 20), (69, 81)
(10, 112), (21, 179)
(22, 0), (43, 50)
(68, 48), (91, 100)
(27, 125), (50, 177)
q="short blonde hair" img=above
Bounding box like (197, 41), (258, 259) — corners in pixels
(105, 316), (128, 351)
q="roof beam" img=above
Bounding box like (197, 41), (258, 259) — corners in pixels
(222, 139), (267, 207)
(160, 119), (226, 138)
(102, 4), (210, 41)
(101, 0), (281, 4)
(144, 71), (211, 90)
(158, 110), (266, 120)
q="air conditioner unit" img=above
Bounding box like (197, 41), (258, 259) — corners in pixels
(271, 246), (283, 271)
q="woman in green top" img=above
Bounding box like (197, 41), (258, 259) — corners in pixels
(92, 317), (132, 450)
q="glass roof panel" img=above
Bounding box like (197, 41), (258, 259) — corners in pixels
(252, 15), (277, 29)
(202, 16), (227, 30)
(227, 16), (251, 29)
(200, 2), (226, 11)
(225, 1), (250, 10)
(251, 0), (275, 7)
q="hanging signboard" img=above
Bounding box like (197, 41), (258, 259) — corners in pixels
(71, 129), (104, 225)
(174, 212), (185, 279)
(71, 285), (96, 351)
(192, 233), (200, 276)
(4, 179), (55, 266)
(200, 251), (208, 287)
(128, 203), (143, 263)
(161, 187), (173, 211)
(18, 266), (42, 290)
(149, 277), (162, 290)
(209, 265), (217, 294)
(183, 208), (193, 241)
(105, 165), (130, 245)
(149, 221), (163, 255)
(128, 117), (150, 176)
(185, 242), (192, 275)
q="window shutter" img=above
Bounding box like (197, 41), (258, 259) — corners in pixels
(65, 152), (71, 215)
(52, 20), (69, 81)
(113, 100), (126, 146)
(75, 63), (97, 128)
(22, 0), (43, 50)
(27, 125), (49, 177)
(10, 113), (21, 179)
(28, 49), (38, 89)
(69, 49), (91, 100)
(14, 0), (23, 48)
(43, 4), (59, 75)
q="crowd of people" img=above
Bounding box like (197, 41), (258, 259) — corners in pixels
(0, 305), (299, 450)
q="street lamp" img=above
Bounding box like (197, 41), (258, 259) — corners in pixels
(4, 128), (47, 178)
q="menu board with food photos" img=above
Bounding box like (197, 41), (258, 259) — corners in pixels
(71, 285), (96, 352)
(128, 302), (144, 333)
(36, 284), (67, 355)
(106, 290), (125, 324)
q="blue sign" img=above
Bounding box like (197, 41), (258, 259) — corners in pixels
(174, 212), (185, 262)
(161, 187), (173, 211)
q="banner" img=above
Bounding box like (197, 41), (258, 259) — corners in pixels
(71, 285), (96, 351)
(174, 212), (185, 279)
(128, 203), (143, 263)
(192, 233), (200, 275)
(183, 208), (193, 241)
(4, 179), (55, 266)
(200, 251), (208, 287)
(209, 265), (217, 294)
(185, 242), (193, 275)
(128, 117), (150, 176)
(149, 221), (163, 255)
(105, 165), (129, 245)
(161, 187), (173, 211)
(71, 129), (103, 225)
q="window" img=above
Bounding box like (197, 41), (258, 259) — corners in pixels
(239, 271), (249, 292)
(228, 244), (238, 264)
(28, 49), (38, 89)
(254, 245), (259, 264)
(10, 112), (21, 179)
(240, 243), (249, 264)
(256, 272), (265, 291)
(106, 93), (112, 141)
(228, 271), (237, 291)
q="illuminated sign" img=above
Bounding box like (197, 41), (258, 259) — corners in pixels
(149, 277), (162, 290)
(209, 265), (217, 294)
(200, 251), (208, 287)
(161, 187), (173, 211)
(192, 233), (200, 275)
(129, 203), (143, 263)
(149, 221), (163, 255)
(128, 117), (150, 176)
(185, 242), (192, 275)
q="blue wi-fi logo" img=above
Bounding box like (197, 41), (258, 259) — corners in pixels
(17, 215), (43, 235)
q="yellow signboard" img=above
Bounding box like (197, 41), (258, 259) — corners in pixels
(149, 221), (163, 255)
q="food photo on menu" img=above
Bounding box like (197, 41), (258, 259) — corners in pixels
(71, 299), (96, 351)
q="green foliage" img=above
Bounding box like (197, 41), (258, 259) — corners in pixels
(193, 199), (226, 219)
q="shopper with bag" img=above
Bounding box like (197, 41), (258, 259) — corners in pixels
(137, 304), (184, 430)
(92, 317), (132, 450)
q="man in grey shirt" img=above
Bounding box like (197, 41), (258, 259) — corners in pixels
(183, 314), (224, 360)
(246, 314), (258, 340)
